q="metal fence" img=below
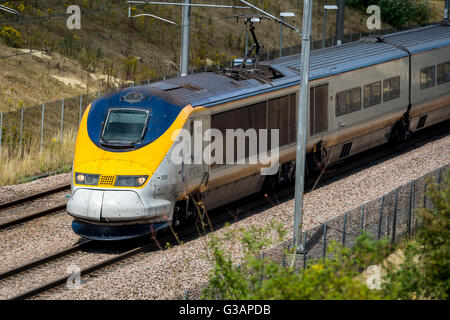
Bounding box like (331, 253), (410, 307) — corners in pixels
(0, 22), (440, 157)
(181, 164), (449, 300)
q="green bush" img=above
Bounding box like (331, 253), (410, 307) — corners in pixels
(202, 222), (391, 300)
(0, 25), (21, 48)
(347, 0), (431, 29)
(383, 170), (450, 299)
(202, 171), (450, 300)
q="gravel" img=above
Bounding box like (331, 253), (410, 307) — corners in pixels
(0, 173), (71, 204)
(0, 248), (121, 299)
(0, 212), (82, 274)
(26, 133), (448, 300)
(0, 191), (68, 225)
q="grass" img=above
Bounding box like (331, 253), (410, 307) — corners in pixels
(0, 129), (76, 186)
(1, 0), (445, 111)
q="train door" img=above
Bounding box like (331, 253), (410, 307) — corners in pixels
(189, 115), (210, 192)
(309, 83), (329, 136)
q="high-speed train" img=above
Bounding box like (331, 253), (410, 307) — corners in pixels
(67, 23), (450, 240)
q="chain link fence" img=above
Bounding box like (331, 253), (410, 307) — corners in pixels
(181, 164), (449, 300)
(0, 22), (440, 157)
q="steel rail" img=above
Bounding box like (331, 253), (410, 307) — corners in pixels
(0, 184), (70, 211)
(0, 203), (67, 230)
(0, 240), (93, 281)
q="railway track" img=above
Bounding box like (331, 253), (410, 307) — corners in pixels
(1, 121), (448, 300)
(0, 184), (70, 211)
(0, 184), (70, 230)
(4, 185), (294, 300)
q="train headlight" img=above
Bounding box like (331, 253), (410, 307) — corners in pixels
(114, 175), (148, 187)
(136, 177), (147, 186)
(76, 174), (85, 183)
(75, 173), (99, 186)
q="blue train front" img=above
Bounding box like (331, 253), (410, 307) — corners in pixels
(67, 86), (194, 240)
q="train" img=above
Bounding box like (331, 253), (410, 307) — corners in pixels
(67, 22), (450, 240)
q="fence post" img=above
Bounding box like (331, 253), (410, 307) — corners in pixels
(392, 188), (398, 245)
(303, 232), (307, 270)
(423, 182), (427, 208)
(378, 196), (384, 240)
(0, 112), (3, 156)
(342, 212), (347, 246)
(361, 204), (365, 232)
(60, 98), (64, 141)
(19, 108), (24, 157)
(79, 95), (83, 125)
(408, 181), (414, 238)
(322, 222), (327, 259)
(40, 104), (44, 152)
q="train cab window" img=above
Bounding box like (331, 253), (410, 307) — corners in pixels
(363, 81), (381, 108)
(437, 61), (450, 85)
(420, 66), (436, 89)
(336, 87), (361, 117)
(101, 108), (149, 144)
(383, 76), (400, 102)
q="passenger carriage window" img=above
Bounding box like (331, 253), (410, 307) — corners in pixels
(336, 87), (361, 117)
(210, 94), (297, 169)
(289, 93), (297, 144)
(211, 101), (267, 168)
(437, 61), (450, 85)
(268, 96), (290, 147)
(383, 76), (400, 102)
(420, 66), (436, 89)
(310, 84), (329, 136)
(363, 81), (381, 108)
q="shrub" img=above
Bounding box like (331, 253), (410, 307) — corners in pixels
(382, 170), (450, 299)
(0, 25), (21, 48)
(347, 0), (431, 29)
(202, 221), (391, 300)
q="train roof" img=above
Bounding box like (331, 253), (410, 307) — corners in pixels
(148, 23), (450, 108)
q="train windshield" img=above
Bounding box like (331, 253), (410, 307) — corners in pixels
(101, 108), (149, 144)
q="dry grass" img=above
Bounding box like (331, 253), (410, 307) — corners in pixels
(3, 0), (444, 112)
(0, 44), (102, 113)
(0, 129), (76, 186)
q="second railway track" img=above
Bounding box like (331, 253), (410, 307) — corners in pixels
(0, 184), (70, 211)
(0, 184), (70, 230)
